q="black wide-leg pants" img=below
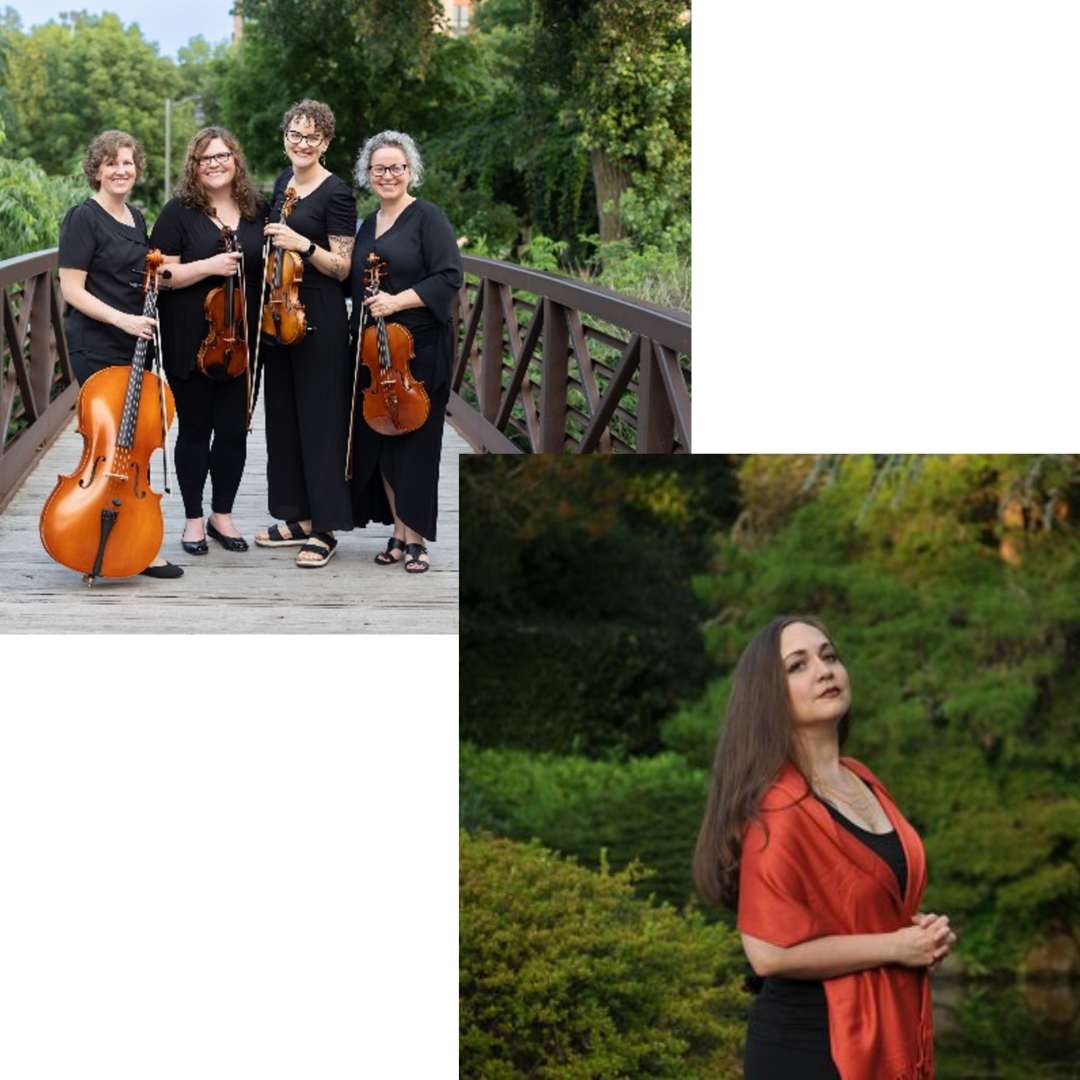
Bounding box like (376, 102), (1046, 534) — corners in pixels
(262, 288), (352, 533)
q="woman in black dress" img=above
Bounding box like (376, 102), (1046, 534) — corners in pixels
(252, 98), (357, 568)
(348, 130), (463, 574)
(57, 129), (182, 579)
(150, 126), (265, 557)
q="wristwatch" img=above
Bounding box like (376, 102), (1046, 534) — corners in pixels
(303, 241), (316, 259)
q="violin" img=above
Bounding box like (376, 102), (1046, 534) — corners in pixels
(197, 223), (248, 381)
(40, 250), (176, 585)
(346, 253), (429, 473)
(260, 186), (306, 346)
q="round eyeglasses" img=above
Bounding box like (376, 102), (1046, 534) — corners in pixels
(285, 130), (324, 148)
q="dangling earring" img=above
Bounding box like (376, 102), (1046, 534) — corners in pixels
(319, 153), (327, 166)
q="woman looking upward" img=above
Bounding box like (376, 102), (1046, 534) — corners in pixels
(694, 616), (956, 1080)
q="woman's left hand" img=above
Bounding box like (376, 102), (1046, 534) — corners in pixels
(264, 222), (309, 252)
(913, 912), (957, 970)
(364, 290), (399, 318)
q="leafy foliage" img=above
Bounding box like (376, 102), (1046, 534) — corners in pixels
(0, 156), (85, 260)
(461, 745), (709, 907)
(459, 831), (747, 1079)
(2, 12), (197, 212)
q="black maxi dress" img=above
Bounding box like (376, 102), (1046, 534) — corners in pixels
(58, 198), (151, 385)
(263, 170), (357, 533)
(348, 199), (463, 542)
(149, 199), (267, 520)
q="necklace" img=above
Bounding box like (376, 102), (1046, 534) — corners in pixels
(813, 769), (885, 831)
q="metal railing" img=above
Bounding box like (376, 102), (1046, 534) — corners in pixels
(0, 249), (75, 511)
(448, 256), (691, 454)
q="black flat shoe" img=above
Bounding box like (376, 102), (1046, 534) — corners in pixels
(181, 532), (208, 555)
(207, 519), (249, 552)
(140, 562), (184, 579)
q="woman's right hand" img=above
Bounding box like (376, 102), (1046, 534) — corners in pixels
(891, 914), (953, 967)
(203, 251), (242, 278)
(115, 313), (157, 339)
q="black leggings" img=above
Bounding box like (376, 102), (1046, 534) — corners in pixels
(169, 371), (247, 519)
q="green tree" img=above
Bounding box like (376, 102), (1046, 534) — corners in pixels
(3, 12), (196, 210)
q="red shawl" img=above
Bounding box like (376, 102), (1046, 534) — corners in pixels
(737, 757), (934, 1080)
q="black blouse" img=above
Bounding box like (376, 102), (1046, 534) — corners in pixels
(746, 800), (909, 1053)
(269, 170), (356, 295)
(149, 199), (267, 381)
(349, 198), (462, 336)
(58, 198), (150, 360)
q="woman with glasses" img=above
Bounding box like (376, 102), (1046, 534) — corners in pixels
(252, 98), (357, 568)
(149, 126), (265, 557)
(347, 131), (463, 574)
(57, 129), (182, 579)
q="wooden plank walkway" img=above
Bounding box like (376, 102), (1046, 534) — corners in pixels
(0, 395), (468, 634)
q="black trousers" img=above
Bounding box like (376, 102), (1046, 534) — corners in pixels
(262, 288), (352, 533)
(169, 370), (247, 519)
(743, 1036), (841, 1079)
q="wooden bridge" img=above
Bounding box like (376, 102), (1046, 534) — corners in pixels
(0, 249), (691, 633)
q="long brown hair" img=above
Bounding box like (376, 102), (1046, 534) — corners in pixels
(692, 615), (852, 910)
(174, 126), (259, 221)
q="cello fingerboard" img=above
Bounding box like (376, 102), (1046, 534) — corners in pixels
(117, 290), (159, 450)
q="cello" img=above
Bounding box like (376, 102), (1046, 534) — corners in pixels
(346, 253), (429, 477)
(40, 250), (176, 585)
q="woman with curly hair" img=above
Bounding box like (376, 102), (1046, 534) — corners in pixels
(57, 129), (181, 578)
(252, 98), (357, 569)
(347, 130), (463, 574)
(694, 616), (955, 1079)
(149, 126), (266, 556)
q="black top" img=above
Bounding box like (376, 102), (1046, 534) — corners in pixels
(58, 198), (150, 360)
(746, 799), (908, 1053)
(269, 170), (356, 295)
(149, 198), (267, 381)
(349, 198), (463, 337)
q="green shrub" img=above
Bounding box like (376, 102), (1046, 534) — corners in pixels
(461, 745), (708, 908)
(459, 832), (746, 1079)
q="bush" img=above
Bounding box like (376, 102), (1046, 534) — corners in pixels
(459, 831), (746, 1079)
(460, 745), (709, 907)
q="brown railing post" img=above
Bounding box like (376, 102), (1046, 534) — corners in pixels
(30, 275), (51, 420)
(540, 299), (569, 452)
(480, 278), (503, 423)
(635, 338), (675, 453)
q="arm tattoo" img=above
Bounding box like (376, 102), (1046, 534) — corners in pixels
(328, 235), (355, 280)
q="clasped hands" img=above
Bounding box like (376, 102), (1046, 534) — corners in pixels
(893, 912), (958, 970)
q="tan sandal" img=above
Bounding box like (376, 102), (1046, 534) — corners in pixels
(296, 533), (337, 568)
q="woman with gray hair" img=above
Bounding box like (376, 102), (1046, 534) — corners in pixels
(346, 130), (463, 574)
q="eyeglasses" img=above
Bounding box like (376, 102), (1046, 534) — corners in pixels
(197, 151), (234, 168)
(285, 130), (324, 148)
(370, 164), (408, 178)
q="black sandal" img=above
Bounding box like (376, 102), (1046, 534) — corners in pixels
(254, 520), (311, 547)
(296, 532), (337, 568)
(403, 542), (430, 574)
(374, 537), (407, 565)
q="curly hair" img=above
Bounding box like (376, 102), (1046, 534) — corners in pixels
(83, 130), (145, 190)
(353, 130), (425, 190)
(281, 98), (336, 143)
(173, 127), (260, 221)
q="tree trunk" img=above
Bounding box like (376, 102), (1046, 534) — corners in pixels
(590, 148), (630, 244)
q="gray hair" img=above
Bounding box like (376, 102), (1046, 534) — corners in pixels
(354, 130), (425, 190)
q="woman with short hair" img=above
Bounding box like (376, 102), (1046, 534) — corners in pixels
(253, 98), (357, 569)
(347, 130), (463, 574)
(57, 129), (181, 578)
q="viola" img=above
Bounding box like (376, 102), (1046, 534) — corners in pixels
(260, 186), (306, 346)
(40, 250), (176, 585)
(346, 253), (429, 473)
(197, 223), (248, 381)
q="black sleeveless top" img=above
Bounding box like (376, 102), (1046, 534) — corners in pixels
(745, 799), (908, 1053)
